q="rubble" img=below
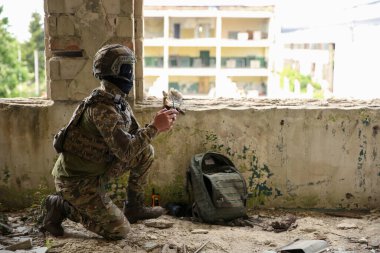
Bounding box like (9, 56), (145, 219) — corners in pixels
(0, 207), (379, 252)
(190, 229), (208, 234)
(143, 219), (174, 229)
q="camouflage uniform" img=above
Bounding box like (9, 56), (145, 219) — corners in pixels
(51, 80), (157, 240)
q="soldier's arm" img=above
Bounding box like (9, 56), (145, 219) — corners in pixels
(90, 103), (157, 162)
(130, 108), (178, 137)
(126, 103), (140, 134)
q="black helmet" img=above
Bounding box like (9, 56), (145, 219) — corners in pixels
(93, 44), (135, 81)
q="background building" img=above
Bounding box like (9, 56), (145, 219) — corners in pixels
(277, 0), (380, 99)
(143, 1), (277, 99)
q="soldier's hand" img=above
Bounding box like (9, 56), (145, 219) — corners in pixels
(151, 108), (179, 133)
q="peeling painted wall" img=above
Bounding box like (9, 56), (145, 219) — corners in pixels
(143, 105), (380, 210)
(0, 101), (379, 209)
(0, 101), (379, 210)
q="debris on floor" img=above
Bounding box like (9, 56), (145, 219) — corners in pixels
(0, 207), (379, 252)
(144, 219), (174, 229)
(268, 214), (297, 233)
(277, 239), (328, 253)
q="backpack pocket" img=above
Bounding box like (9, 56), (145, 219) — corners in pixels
(203, 172), (246, 208)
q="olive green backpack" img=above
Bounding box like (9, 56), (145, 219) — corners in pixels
(186, 152), (248, 223)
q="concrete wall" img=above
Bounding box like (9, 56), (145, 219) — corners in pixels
(0, 101), (75, 208)
(0, 100), (379, 210)
(146, 103), (380, 210)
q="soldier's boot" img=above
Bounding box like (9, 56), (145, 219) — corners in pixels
(39, 194), (70, 236)
(123, 190), (165, 224)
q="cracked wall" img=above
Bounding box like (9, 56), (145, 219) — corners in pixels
(44, 0), (140, 102)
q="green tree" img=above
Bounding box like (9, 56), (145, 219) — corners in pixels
(21, 12), (45, 95)
(278, 67), (323, 99)
(0, 6), (29, 97)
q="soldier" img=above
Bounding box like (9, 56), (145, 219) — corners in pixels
(39, 44), (179, 240)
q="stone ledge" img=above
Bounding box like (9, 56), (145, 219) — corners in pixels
(0, 98), (53, 107)
(134, 98), (380, 111)
(1, 98), (380, 110)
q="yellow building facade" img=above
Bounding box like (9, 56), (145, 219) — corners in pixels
(143, 3), (276, 98)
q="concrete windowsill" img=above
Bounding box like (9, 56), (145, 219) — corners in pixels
(134, 97), (380, 112)
(1, 97), (380, 110)
(0, 98), (53, 107)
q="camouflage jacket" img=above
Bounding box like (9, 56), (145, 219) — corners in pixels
(52, 81), (158, 178)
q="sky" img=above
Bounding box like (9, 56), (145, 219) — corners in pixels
(0, 0), (44, 42)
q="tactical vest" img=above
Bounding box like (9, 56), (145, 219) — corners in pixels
(62, 89), (127, 163)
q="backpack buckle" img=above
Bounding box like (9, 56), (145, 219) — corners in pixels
(114, 94), (121, 103)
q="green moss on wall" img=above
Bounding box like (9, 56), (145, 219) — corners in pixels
(0, 166), (10, 184)
(201, 131), (283, 208)
(0, 183), (54, 211)
(145, 175), (188, 206)
(104, 172), (188, 208)
(359, 110), (371, 126)
(299, 195), (320, 208)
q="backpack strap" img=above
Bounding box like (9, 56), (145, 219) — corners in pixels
(185, 168), (193, 203)
(85, 89), (126, 112)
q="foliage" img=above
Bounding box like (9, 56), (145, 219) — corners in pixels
(278, 67), (322, 98)
(0, 7), (46, 98)
(0, 6), (30, 97)
(21, 12), (46, 95)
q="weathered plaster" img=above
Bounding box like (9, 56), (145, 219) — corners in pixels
(0, 99), (379, 209)
(137, 100), (380, 210)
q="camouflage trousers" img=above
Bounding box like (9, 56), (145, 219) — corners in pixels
(55, 145), (154, 240)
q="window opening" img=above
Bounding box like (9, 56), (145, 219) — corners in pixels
(0, 2), (45, 98)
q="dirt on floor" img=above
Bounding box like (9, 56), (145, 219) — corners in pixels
(0, 208), (379, 253)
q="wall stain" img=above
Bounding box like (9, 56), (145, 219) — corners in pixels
(340, 121), (346, 133)
(362, 116), (371, 126)
(0, 167), (10, 183)
(300, 195), (320, 208)
(373, 125), (379, 137)
(372, 148), (377, 161)
(357, 135), (367, 189)
(248, 155), (282, 206)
